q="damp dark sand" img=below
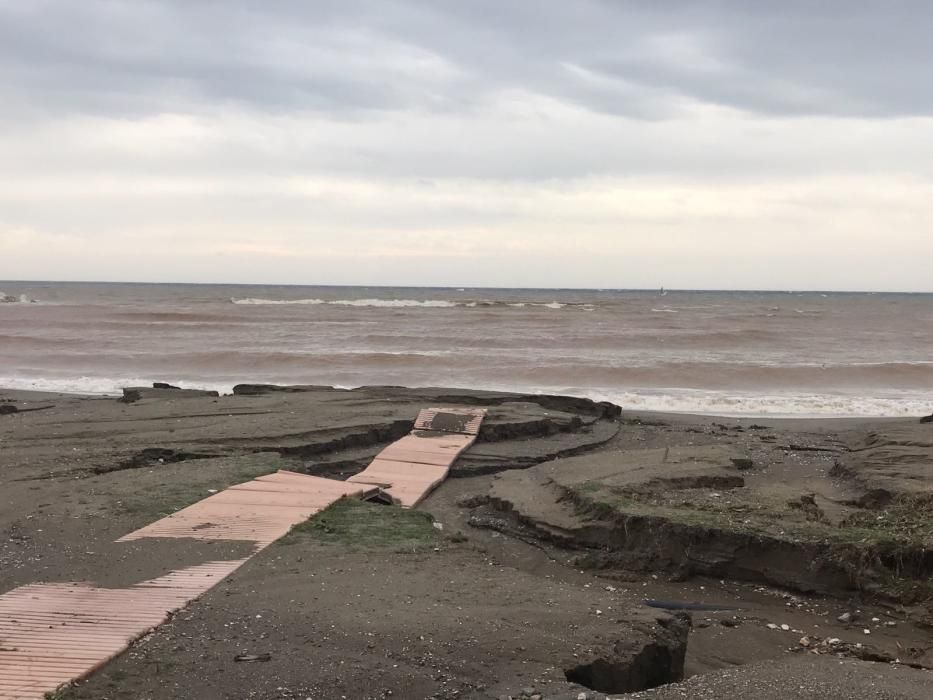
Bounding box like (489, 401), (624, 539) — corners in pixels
(1, 384), (931, 699)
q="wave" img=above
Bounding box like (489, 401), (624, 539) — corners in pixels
(593, 388), (933, 418)
(0, 292), (38, 304)
(230, 297), (585, 310)
(232, 297), (454, 307)
(483, 360), (933, 391)
(1, 374), (929, 417)
(0, 375), (233, 396)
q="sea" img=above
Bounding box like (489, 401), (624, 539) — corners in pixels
(2, 282), (932, 417)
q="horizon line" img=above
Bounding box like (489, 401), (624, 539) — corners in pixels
(2, 278), (933, 295)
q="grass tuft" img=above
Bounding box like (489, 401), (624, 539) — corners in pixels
(285, 498), (440, 552)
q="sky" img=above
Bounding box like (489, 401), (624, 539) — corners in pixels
(1, 1), (932, 291)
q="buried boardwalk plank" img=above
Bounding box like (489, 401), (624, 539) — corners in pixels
(0, 408), (484, 698)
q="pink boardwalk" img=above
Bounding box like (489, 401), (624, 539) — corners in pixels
(0, 407), (485, 699)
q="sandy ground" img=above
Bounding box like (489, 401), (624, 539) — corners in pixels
(1, 385), (931, 699)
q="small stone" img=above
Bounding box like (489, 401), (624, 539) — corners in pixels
(578, 693), (589, 700)
(800, 636), (811, 647)
(837, 612), (854, 623)
(780, 624), (790, 631)
(863, 629), (871, 635)
(871, 617), (880, 623)
(767, 623), (779, 630)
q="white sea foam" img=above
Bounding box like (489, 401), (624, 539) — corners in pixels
(232, 297), (326, 305)
(587, 388), (933, 418)
(3, 374), (928, 418)
(0, 291), (38, 304)
(231, 297), (573, 309)
(0, 376), (235, 396)
(232, 297), (456, 308)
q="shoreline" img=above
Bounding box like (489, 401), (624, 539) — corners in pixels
(1, 384), (927, 422)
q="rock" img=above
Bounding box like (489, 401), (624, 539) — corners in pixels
(730, 457), (754, 470)
(152, 382), (181, 389)
(720, 618), (739, 628)
(780, 624), (790, 631)
(456, 494), (489, 509)
(120, 386), (219, 403)
(0, 404), (18, 415)
(837, 612), (855, 623)
(766, 623), (779, 630)
(920, 413), (933, 424)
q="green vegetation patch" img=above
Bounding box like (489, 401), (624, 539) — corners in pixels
(114, 454), (280, 520)
(571, 480), (933, 550)
(836, 495), (933, 549)
(285, 498), (440, 552)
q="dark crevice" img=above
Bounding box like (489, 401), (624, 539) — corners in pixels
(94, 448), (220, 475)
(564, 614), (689, 693)
(451, 422), (621, 477)
(259, 420), (412, 459)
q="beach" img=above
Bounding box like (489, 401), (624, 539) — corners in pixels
(1, 384), (931, 699)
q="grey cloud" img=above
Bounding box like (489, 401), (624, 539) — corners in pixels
(2, 0), (933, 120)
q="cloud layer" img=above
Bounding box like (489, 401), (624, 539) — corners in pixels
(2, 1), (932, 290)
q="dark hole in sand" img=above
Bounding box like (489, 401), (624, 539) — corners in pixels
(564, 616), (689, 694)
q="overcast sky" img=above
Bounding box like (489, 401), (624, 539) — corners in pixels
(1, 1), (932, 291)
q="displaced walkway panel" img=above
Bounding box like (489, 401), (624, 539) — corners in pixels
(117, 471), (375, 548)
(349, 407), (486, 506)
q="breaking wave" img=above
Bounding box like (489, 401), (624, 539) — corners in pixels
(0, 291), (38, 304)
(594, 388), (933, 418)
(231, 297), (579, 309)
(233, 297), (455, 308)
